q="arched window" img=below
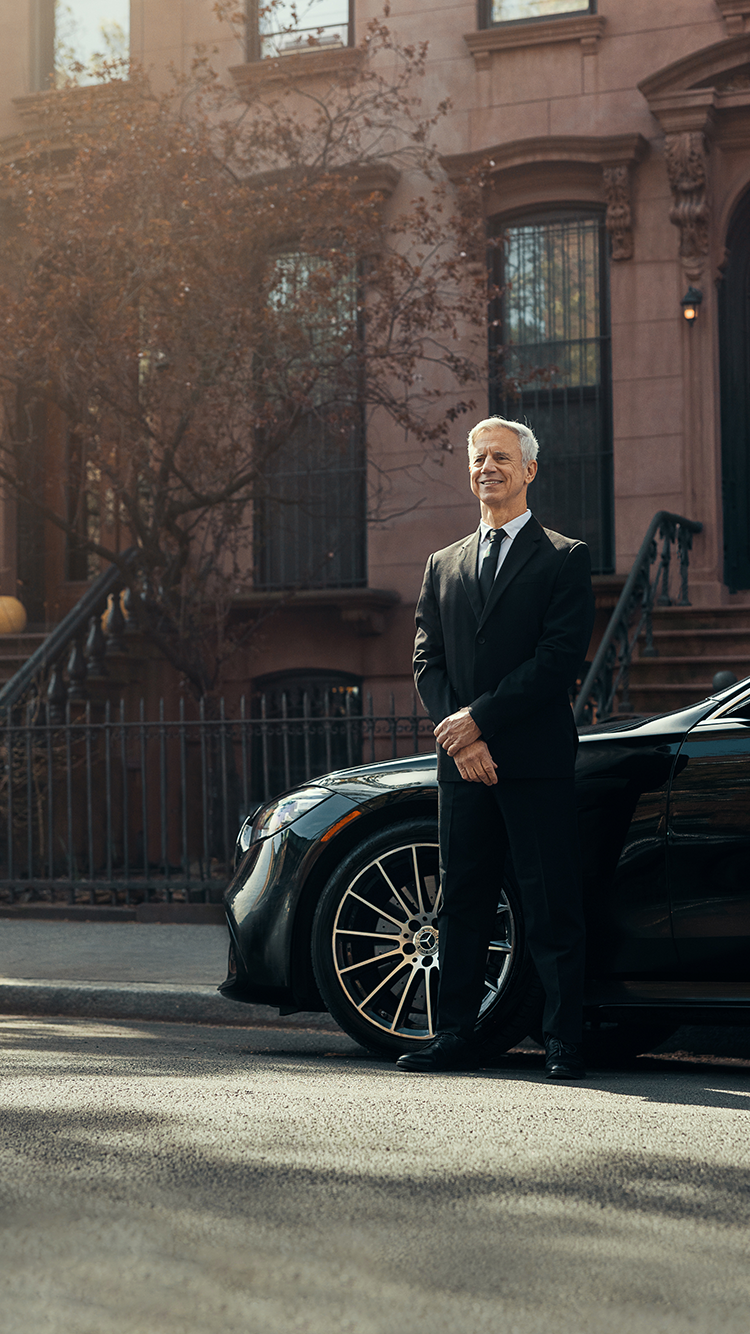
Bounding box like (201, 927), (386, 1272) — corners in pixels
(489, 209), (613, 573)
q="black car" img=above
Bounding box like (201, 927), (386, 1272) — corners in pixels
(219, 677), (750, 1060)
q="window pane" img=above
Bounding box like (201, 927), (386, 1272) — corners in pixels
(260, 0), (349, 57)
(503, 218), (601, 389)
(491, 0), (590, 21)
(490, 212), (613, 574)
(55, 0), (129, 84)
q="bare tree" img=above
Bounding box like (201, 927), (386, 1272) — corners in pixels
(0, 10), (486, 700)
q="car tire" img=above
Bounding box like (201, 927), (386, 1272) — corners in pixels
(311, 818), (544, 1059)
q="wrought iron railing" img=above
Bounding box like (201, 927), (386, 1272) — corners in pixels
(573, 511), (703, 725)
(0, 549), (138, 717)
(0, 693), (434, 905)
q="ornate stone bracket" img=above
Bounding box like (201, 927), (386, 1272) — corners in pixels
(715, 0), (750, 36)
(664, 131), (710, 279)
(603, 164), (634, 260)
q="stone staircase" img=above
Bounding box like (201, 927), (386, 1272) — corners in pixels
(628, 607), (750, 715)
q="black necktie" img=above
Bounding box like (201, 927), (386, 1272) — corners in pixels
(478, 528), (507, 605)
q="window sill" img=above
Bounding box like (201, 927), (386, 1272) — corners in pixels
(4, 82), (134, 161)
(464, 13), (605, 68)
(232, 587), (400, 636)
(13, 80), (133, 122)
(229, 45), (364, 96)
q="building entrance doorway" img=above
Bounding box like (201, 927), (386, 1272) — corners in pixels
(719, 188), (750, 591)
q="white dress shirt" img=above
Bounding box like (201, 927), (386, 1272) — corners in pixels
(477, 508), (533, 583)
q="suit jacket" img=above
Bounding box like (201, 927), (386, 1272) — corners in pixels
(413, 516), (595, 780)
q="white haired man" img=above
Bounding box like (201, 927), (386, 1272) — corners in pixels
(398, 416), (595, 1077)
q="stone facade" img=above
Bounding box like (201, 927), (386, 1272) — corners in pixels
(2, 1), (750, 711)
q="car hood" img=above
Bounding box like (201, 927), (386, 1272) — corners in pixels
(301, 679), (748, 798)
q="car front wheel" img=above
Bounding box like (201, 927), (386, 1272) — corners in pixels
(311, 819), (543, 1058)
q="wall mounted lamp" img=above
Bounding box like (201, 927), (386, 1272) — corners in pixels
(681, 286), (703, 322)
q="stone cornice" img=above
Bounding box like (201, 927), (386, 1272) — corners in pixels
(638, 32), (750, 101)
(229, 45), (363, 96)
(12, 80), (136, 122)
(638, 35), (750, 137)
(645, 89), (719, 137)
(242, 159), (400, 200)
(463, 14), (605, 69)
(440, 133), (648, 184)
(715, 0), (750, 36)
(2, 81), (137, 166)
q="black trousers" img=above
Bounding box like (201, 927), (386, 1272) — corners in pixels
(436, 777), (586, 1045)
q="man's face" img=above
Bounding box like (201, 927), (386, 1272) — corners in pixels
(468, 426), (537, 512)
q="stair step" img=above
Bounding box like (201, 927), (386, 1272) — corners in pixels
(631, 655), (750, 685)
(628, 683), (717, 712)
(647, 609), (750, 631)
(642, 631), (750, 655)
(631, 683), (717, 696)
(650, 627), (750, 637)
(634, 654), (750, 665)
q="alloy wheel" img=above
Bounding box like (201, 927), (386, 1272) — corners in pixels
(329, 840), (515, 1040)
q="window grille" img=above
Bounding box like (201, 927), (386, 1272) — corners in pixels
(248, 0), (352, 61)
(253, 418), (366, 590)
(15, 402), (46, 624)
(489, 211), (613, 575)
(254, 250), (366, 591)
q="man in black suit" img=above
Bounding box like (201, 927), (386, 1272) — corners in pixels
(397, 416), (595, 1078)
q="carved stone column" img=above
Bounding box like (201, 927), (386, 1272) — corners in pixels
(603, 164), (634, 260)
(664, 131), (710, 280)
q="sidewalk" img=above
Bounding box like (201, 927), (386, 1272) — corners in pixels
(0, 920), (339, 1029)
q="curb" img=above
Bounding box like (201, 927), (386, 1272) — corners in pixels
(0, 904), (226, 924)
(0, 979), (342, 1030)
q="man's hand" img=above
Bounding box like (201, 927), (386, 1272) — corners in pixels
(434, 707), (480, 755)
(454, 740), (498, 785)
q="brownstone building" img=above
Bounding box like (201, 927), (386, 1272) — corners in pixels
(2, 0), (750, 727)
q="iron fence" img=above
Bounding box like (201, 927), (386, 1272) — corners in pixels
(0, 694), (434, 906)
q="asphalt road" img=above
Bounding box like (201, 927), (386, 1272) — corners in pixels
(2, 1016), (750, 1334)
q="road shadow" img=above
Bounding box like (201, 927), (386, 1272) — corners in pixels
(3, 1014), (750, 1112)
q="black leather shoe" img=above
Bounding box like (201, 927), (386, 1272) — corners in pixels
(544, 1034), (586, 1079)
(396, 1032), (476, 1073)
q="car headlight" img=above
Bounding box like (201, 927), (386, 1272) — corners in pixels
(239, 786), (333, 852)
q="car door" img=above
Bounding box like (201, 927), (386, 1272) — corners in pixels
(668, 690), (750, 977)
(576, 732), (680, 976)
